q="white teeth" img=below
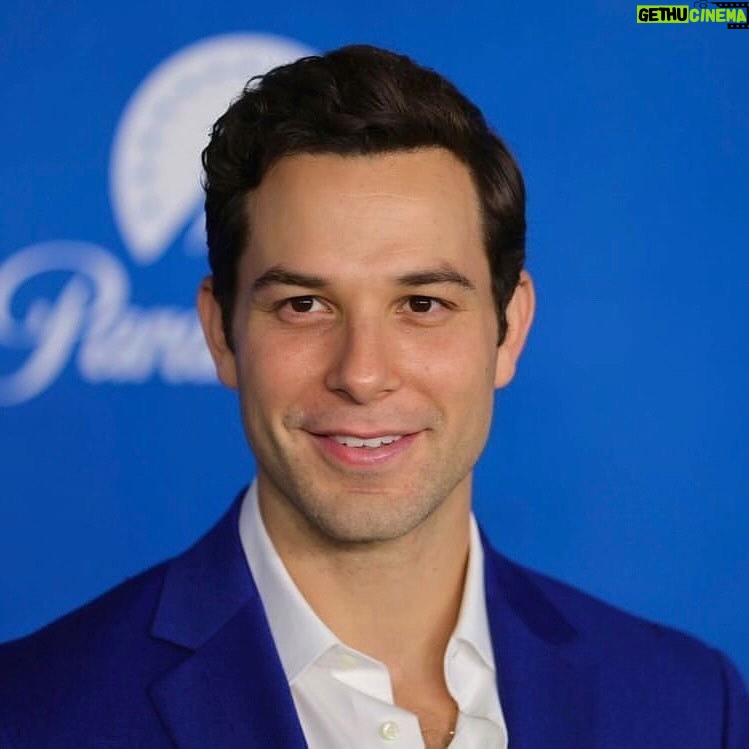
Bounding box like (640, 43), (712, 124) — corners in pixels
(332, 435), (402, 449)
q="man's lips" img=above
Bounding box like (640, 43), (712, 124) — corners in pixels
(305, 430), (421, 467)
(326, 433), (403, 448)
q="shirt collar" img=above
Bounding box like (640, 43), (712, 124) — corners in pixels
(239, 481), (337, 682)
(238, 480), (495, 681)
(452, 513), (496, 673)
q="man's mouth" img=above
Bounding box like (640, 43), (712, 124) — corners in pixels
(305, 430), (418, 468)
(330, 435), (403, 449)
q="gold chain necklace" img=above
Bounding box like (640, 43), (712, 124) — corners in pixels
(421, 725), (456, 748)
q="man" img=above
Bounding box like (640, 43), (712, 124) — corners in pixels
(1, 45), (747, 748)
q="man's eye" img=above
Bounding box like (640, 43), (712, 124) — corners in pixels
(407, 296), (441, 313)
(285, 296), (323, 313)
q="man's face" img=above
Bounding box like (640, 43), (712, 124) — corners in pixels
(200, 148), (532, 545)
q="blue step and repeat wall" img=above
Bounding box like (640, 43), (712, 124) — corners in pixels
(1, 1), (747, 678)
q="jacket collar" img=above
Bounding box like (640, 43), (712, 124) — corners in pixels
(148, 490), (308, 748)
(482, 532), (596, 749)
(147, 493), (594, 748)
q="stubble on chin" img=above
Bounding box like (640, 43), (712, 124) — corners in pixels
(260, 457), (470, 549)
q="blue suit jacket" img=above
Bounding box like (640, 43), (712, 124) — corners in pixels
(1, 493), (747, 748)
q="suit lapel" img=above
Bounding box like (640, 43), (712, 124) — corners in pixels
(150, 599), (307, 748)
(145, 493), (596, 747)
(148, 492), (307, 748)
(483, 538), (596, 749)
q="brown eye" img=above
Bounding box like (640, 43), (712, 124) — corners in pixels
(289, 297), (316, 312)
(408, 296), (436, 313)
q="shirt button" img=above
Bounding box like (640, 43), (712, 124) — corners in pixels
(379, 721), (400, 741)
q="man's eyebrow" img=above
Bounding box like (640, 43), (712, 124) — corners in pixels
(396, 267), (476, 291)
(251, 264), (476, 292)
(252, 266), (329, 292)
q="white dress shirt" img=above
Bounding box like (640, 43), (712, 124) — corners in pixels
(239, 482), (508, 749)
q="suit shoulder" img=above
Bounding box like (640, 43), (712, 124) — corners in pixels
(486, 544), (746, 694)
(0, 498), (247, 747)
(2, 561), (164, 649)
(0, 561), (177, 698)
(0, 561), (190, 746)
(484, 545), (749, 742)
(526, 560), (709, 651)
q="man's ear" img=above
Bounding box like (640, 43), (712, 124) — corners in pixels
(197, 276), (238, 390)
(494, 270), (535, 389)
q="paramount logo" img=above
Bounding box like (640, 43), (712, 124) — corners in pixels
(0, 33), (314, 406)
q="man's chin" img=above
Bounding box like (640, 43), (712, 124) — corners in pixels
(289, 488), (444, 547)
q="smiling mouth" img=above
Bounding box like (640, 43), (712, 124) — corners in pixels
(331, 435), (403, 449)
(306, 430), (417, 467)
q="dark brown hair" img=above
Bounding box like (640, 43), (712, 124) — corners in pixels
(202, 44), (525, 347)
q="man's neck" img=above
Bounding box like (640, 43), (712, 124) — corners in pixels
(258, 484), (472, 677)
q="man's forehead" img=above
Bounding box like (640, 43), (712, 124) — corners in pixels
(243, 149), (485, 264)
(250, 148), (480, 214)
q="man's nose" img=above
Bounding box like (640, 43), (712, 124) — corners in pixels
(324, 317), (401, 404)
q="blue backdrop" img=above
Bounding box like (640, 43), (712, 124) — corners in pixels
(1, 0), (747, 680)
